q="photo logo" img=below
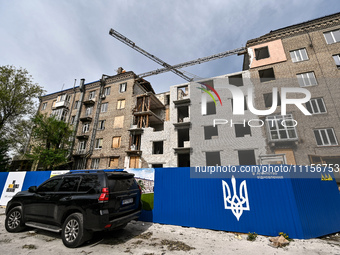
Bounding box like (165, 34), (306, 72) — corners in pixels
(197, 82), (222, 115)
(222, 176), (250, 221)
(199, 83), (312, 116)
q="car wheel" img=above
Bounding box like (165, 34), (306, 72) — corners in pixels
(61, 213), (90, 248)
(5, 206), (26, 232)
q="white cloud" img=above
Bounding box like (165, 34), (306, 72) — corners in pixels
(0, 0), (338, 94)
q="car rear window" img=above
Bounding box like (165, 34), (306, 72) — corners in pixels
(108, 178), (138, 192)
(78, 175), (101, 193)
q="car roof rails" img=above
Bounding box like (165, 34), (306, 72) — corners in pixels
(68, 169), (125, 174)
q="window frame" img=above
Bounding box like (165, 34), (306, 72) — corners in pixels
(117, 99), (126, 109)
(104, 86), (111, 96)
(98, 120), (105, 130)
(95, 138), (103, 149)
(112, 136), (121, 148)
(332, 54), (340, 68)
(254, 46), (270, 60)
(305, 98), (327, 114)
(324, 29), (340, 44)
(101, 102), (108, 113)
(119, 83), (127, 93)
(89, 91), (96, 100)
(266, 114), (298, 142)
(91, 158), (100, 169)
(42, 102), (47, 110)
(296, 72), (317, 87)
(290, 48), (309, 62)
(314, 128), (338, 146)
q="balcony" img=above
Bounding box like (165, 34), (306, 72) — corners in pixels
(53, 100), (70, 109)
(80, 116), (92, 122)
(83, 99), (96, 106)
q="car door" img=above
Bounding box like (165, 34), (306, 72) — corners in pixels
(24, 177), (62, 223)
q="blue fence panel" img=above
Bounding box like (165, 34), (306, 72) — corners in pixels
(153, 166), (340, 239)
(0, 172), (9, 198)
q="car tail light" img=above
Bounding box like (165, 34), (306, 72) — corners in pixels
(99, 187), (109, 202)
(138, 184), (142, 194)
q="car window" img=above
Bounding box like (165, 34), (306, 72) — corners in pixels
(108, 178), (138, 192)
(37, 178), (61, 192)
(78, 175), (101, 193)
(58, 177), (80, 192)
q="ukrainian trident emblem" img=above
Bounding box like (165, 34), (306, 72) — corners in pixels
(222, 176), (250, 221)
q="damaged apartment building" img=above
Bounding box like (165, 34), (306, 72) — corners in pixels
(242, 12), (340, 181)
(35, 68), (165, 170)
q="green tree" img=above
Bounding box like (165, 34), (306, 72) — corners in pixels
(0, 135), (11, 171)
(0, 65), (44, 131)
(27, 113), (73, 170)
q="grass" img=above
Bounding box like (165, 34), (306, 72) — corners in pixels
(141, 193), (154, 211)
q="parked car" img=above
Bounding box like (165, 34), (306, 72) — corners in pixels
(5, 170), (142, 248)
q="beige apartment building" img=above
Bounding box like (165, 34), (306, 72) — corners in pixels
(243, 13), (340, 179)
(36, 69), (163, 170)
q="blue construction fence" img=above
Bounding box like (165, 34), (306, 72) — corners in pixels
(0, 166), (340, 239)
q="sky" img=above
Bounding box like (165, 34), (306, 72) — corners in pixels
(1, 0), (340, 95)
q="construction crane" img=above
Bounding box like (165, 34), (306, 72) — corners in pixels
(109, 28), (246, 82)
(109, 28), (193, 82)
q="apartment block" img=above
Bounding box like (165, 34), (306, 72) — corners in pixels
(243, 13), (340, 181)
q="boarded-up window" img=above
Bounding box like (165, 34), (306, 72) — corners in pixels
(114, 116), (124, 128)
(165, 108), (170, 121)
(129, 156), (140, 168)
(112, 136), (121, 148)
(109, 157), (119, 168)
(117, 99), (126, 109)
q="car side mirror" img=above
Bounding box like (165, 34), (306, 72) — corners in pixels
(28, 186), (37, 193)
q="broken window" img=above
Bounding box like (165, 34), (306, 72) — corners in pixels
(238, 150), (256, 165)
(112, 136), (121, 148)
(259, 68), (275, 82)
(178, 154), (190, 167)
(152, 164), (163, 168)
(109, 157), (119, 168)
(130, 134), (141, 150)
(153, 141), (164, 154)
(177, 105), (189, 122)
(178, 128), (189, 147)
(89, 91), (96, 100)
(82, 123), (90, 133)
(255, 46), (270, 60)
(205, 151), (221, 166)
(177, 86), (188, 100)
(228, 74), (243, 87)
(204, 126), (218, 140)
(231, 97), (247, 111)
(206, 101), (216, 115)
(95, 138), (103, 149)
(235, 123), (251, 137)
(98, 120), (105, 130)
(165, 94), (170, 105)
(263, 92), (281, 108)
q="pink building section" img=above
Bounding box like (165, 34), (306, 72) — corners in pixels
(249, 39), (287, 68)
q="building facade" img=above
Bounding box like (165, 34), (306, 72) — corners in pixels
(243, 12), (340, 181)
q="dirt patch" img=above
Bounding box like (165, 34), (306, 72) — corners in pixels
(22, 244), (37, 249)
(161, 239), (195, 251)
(135, 231), (153, 240)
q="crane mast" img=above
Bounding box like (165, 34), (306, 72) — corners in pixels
(109, 28), (246, 81)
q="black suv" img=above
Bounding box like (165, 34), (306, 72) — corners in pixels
(5, 170), (142, 248)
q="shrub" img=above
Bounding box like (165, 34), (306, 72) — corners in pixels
(247, 232), (258, 241)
